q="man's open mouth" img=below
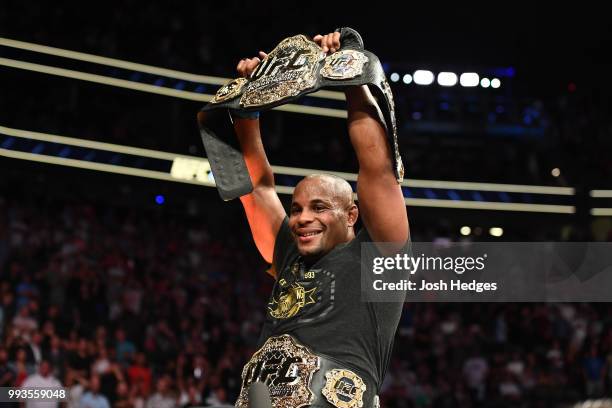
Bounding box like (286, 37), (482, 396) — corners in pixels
(299, 231), (321, 237)
(296, 230), (322, 242)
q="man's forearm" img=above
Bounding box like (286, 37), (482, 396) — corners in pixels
(345, 85), (409, 245)
(234, 118), (275, 188)
(345, 86), (395, 175)
(233, 117), (285, 264)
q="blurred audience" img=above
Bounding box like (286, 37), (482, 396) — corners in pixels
(0, 197), (611, 407)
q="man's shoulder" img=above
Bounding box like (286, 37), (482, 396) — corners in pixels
(23, 375), (61, 387)
(355, 225), (371, 242)
(0, 364), (14, 374)
(83, 391), (107, 399)
(272, 218), (298, 270)
(147, 393), (163, 401)
(340, 226), (371, 253)
(21, 375), (36, 387)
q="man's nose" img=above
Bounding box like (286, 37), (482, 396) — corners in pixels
(297, 208), (315, 224)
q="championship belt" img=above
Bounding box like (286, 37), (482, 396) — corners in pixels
(236, 334), (379, 408)
(197, 27), (404, 201)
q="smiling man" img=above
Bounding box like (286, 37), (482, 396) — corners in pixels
(232, 31), (409, 408)
(290, 174), (358, 260)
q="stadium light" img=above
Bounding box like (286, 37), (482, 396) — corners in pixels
(491, 78), (501, 88)
(489, 227), (504, 237)
(480, 78), (491, 88)
(460, 226), (471, 236)
(390, 72), (400, 82)
(437, 72), (458, 87)
(402, 74), (412, 84)
(413, 70), (434, 85)
(459, 73), (479, 87)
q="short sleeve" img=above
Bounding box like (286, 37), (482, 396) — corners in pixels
(269, 217), (295, 279)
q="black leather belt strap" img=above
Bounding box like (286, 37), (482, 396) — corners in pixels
(197, 27), (404, 201)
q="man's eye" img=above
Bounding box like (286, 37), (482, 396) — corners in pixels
(291, 208), (301, 214)
(314, 206), (326, 212)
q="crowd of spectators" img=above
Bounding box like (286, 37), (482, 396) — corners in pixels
(0, 194), (611, 407)
(0, 195), (267, 407)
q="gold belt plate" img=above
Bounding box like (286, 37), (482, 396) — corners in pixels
(236, 334), (320, 408)
(240, 35), (325, 108)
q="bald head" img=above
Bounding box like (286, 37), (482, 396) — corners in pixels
(297, 174), (354, 209)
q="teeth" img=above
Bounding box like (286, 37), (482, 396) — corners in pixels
(302, 232), (320, 237)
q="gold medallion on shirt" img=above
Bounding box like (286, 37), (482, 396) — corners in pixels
(268, 261), (317, 319)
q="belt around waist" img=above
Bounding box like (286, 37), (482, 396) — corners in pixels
(235, 334), (380, 408)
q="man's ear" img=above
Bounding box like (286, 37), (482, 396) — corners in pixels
(347, 204), (359, 227)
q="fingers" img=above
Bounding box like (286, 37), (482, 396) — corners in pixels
(236, 59), (246, 76)
(235, 30), (344, 79)
(331, 32), (341, 52)
(313, 32), (341, 54)
(236, 56), (263, 78)
(244, 57), (259, 78)
(237, 59), (251, 78)
(314, 33), (328, 52)
(248, 57), (261, 76)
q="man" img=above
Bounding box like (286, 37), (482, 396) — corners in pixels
(21, 360), (62, 408)
(146, 376), (177, 408)
(79, 375), (110, 408)
(233, 32), (409, 407)
(0, 347), (14, 387)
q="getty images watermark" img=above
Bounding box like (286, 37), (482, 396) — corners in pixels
(360, 242), (612, 302)
(371, 252), (495, 292)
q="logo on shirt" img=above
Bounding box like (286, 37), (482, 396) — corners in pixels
(268, 282), (317, 319)
(322, 369), (367, 408)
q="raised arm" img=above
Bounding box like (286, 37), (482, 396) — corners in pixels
(316, 33), (409, 245)
(234, 53), (286, 263)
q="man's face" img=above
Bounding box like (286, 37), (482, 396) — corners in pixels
(157, 377), (169, 393)
(39, 361), (50, 377)
(91, 376), (100, 392)
(289, 178), (352, 260)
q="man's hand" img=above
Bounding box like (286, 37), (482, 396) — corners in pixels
(236, 30), (341, 79)
(313, 32), (341, 54)
(236, 51), (268, 78)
